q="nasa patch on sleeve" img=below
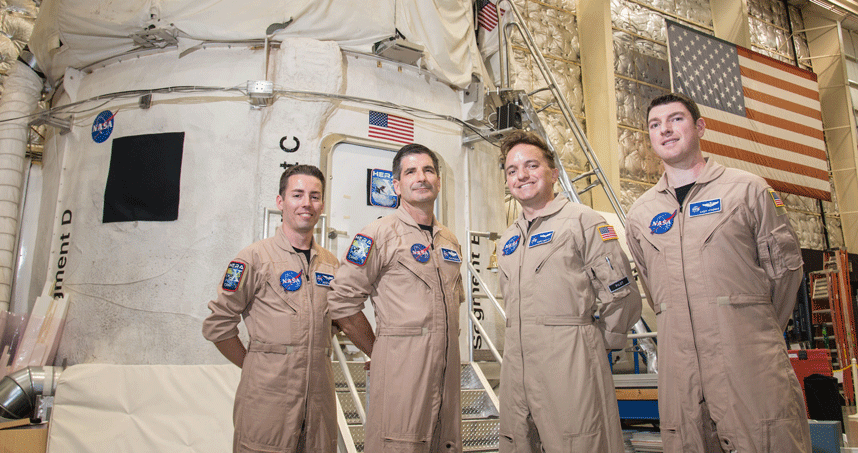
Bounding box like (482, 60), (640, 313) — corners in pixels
(346, 234), (374, 266)
(222, 261), (245, 292)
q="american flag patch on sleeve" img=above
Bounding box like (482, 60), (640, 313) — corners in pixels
(599, 225), (618, 242)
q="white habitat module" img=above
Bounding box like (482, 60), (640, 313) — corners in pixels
(10, 0), (508, 365)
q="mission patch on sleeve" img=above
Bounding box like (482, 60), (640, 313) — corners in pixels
(346, 234), (374, 266)
(222, 261), (245, 292)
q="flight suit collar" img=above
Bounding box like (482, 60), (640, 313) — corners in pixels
(274, 225), (318, 262)
(654, 158), (726, 193)
(514, 194), (567, 233)
(395, 204), (438, 237)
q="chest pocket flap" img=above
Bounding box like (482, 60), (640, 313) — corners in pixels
(395, 256), (433, 289)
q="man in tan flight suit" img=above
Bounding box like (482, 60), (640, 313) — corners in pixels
(329, 143), (464, 453)
(625, 93), (810, 453)
(497, 130), (642, 452)
(202, 165), (339, 453)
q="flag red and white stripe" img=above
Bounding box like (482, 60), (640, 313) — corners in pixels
(478, 0), (502, 32)
(599, 225), (618, 242)
(368, 110), (414, 144)
(667, 21), (830, 201)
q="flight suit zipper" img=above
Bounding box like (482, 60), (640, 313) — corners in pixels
(676, 186), (708, 411)
(427, 227), (450, 446)
(302, 251), (315, 437)
(515, 222), (527, 396)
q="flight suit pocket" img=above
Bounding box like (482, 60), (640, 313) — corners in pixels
(761, 417), (808, 452)
(499, 433), (515, 451)
(758, 223), (802, 280)
(382, 436), (427, 452)
(659, 426), (682, 452)
(701, 204), (743, 246)
(396, 258), (432, 288)
(565, 430), (601, 453)
(533, 239), (566, 274)
(588, 255), (631, 300)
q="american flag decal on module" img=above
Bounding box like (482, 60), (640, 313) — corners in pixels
(368, 111), (414, 145)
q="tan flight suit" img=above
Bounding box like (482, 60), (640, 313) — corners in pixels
(497, 195), (642, 453)
(625, 160), (810, 453)
(328, 206), (464, 453)
(202, 227), (339, 453)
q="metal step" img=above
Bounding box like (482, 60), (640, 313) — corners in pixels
(334, 361), (500, 452)
(333, 361), (367, 391)
(811, 276), (829, 300)
(336, 389), (499, 425)
(345, 419), (500, 453)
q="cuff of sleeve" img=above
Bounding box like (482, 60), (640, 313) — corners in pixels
(603, 329), (628, 350)
(330, 301), (367, 321)
(203, 325), (240, 344)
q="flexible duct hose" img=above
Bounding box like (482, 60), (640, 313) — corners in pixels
(0, 366), (62, 419)
(0, 60), (43, 311)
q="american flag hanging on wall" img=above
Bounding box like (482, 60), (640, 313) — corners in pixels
(666, 20), (831, 201)
(477, 0), (503, 32)
(368, 111), (414, 145)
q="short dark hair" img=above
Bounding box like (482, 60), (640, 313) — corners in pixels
(499, 129), (555, 170)
(279, 164), (325, 197)
(647, 93), (701, 123)
(392, 144), (439, 179)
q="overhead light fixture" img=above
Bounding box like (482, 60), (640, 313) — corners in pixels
(372, 38), (424, 65)
(247, 80), (274, 108)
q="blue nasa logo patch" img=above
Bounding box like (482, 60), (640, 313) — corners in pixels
(649, 210), (677, 234)
(441, 248), (461, 263)
(280, 270), (303, 292)
(222, 261), (245, 292)
(502, 235), (520, 256)
(689, 198), (721, 217)
(411, 244), (430, 263)
(315, 272), (334, 287)
(528, 231), (554, 248)
(346, 234), (373, 266)
(92, 110), (115, 143)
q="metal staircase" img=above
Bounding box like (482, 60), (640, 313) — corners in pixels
(464, 0), (658, 373)
(330, 3), (661, 450)
(332, 349), (501, 452)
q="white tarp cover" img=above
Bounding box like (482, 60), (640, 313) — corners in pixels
(29, 0), (482, 88)
(47, 364), (241, 452)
